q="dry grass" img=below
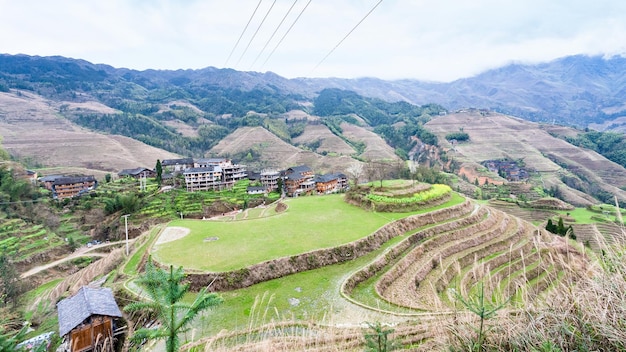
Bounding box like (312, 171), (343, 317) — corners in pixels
(442, 229), (626, 351)
(0, 90), (180, 172)
(208, 126), (359, 173)
(292, 124), (355, 155)
(339, 122), (400, 161)
(426, 111), (626, 206)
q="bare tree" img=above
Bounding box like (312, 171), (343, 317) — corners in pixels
(365, 160), (392, 188)
(346, 161), (364, 187)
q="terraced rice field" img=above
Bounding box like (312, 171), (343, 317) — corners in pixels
(0, 217), (65, 261)
(343, 200), (583, 313)
(487, 199), (557, 224)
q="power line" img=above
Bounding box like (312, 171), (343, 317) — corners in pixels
(311, 0), (383, 74)
(261, 0), (313, 69)
(235, 0), (278, 68)
(249, 0), (299, 70)
(224, 0), (263, 67)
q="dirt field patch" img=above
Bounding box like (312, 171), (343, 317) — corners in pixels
(156, 226), (191, 245)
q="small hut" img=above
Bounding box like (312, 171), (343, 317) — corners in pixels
(57, 287), (123, 352)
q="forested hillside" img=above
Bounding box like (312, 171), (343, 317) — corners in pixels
(3, 54), (626, 206)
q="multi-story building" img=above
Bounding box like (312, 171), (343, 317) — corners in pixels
(314, 172), (348, 194)
(51, 176), (98, 199)
(260, 169), (280, 191)
(283, 165), (315, 196)
(162, 158), (194, 173)
(194, 158), (247, 187)
(183, 166), (223, 192)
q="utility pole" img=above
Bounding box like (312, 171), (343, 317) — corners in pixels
(122, 214), (130, 256)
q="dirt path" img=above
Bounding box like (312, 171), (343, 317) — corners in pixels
(155, 226), (190, 245)
(20, 240), (130, 279)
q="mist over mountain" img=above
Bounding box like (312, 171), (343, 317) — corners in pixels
(1, 54), (625, 128)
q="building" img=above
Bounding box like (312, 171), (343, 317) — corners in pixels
(39, 175), (65, 191)
(283, 165), (315, 197)
(246, 186), (267, 195)
(183, 166), (223, 192)
(161, 158), (194, 173)
(57, 287), (123, 352)
(195, 158), (247, 186)
(23, 170), (38, 185)
(260, 169), (280, 191)
(51, 176), (98, 199)
(117, 167), (156, 179)
(314, 172), (348, 194)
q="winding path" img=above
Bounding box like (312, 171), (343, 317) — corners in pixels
(20, 240), (132, 279)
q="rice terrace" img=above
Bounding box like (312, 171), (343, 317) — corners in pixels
(126, 180), (597, 351)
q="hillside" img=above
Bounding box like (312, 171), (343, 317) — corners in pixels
(208, 126), (359, 172)
(2, 53), (626, 129)
(2, 54), (626, 206)
(0, 90), (179, 174)
(426, 110), (626, 206)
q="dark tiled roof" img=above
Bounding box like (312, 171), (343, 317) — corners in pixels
(118, 167), (152, 176)
(38, 175), (64, 183)
(57, 287), (122, 337)
(286, 165), (311, 175)
(284, 173), (306, 181)
(52, 176), (96, 186)
(247, 186), (266, 192)
(162, 158), (193, 166)
(315, 174), (339, 183)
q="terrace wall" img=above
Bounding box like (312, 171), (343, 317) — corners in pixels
(184, 200), (473, 291)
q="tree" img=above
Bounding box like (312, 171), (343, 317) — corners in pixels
(546, 219), (556, 234)
(276, 177), (284, 195)
(450, 282), (508, 352)
(557, 217), (566, 236)
(155, 159), (163, 186)
(346, 161), (364, 187)
(104, 173), (112, 183)
(365, 160), (391, 188)
(363, 322), (399, 352)
(124, 258), (222, 352)
(0, 253), (21, 307)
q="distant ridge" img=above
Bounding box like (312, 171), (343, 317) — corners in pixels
(1, 53), (626, 127)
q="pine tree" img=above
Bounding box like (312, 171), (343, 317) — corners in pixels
(155, 159), (163, 186)
(546, 219), (556, 234)
(557, 217), (566, 236)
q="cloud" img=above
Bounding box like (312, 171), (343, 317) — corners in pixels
(1, 0), (624, 80)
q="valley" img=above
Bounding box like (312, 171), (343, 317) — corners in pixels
(1, 53), (626, 351)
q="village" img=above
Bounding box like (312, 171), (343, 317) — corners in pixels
(33, 158), (349, 200)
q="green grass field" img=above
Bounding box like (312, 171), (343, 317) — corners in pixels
(152, 193), (465, 272)
(559, 206), (623, 224)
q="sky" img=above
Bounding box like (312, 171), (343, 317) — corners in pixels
(1, 0), (625, 82)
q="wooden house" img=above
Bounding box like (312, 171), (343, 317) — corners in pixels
(283, 165), (315, 196)
(314, 172), (348, 194)
(51, 176), (98, 199)
(117, 167), (156, 179)
(57, 287), (123, 352)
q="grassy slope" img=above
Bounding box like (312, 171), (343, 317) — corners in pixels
(152, 194), (439, 272)
(181, 193), (466, 337)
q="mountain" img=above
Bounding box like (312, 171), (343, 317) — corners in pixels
(2, 53), (626, 206)
(2, 54), (626, 128)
